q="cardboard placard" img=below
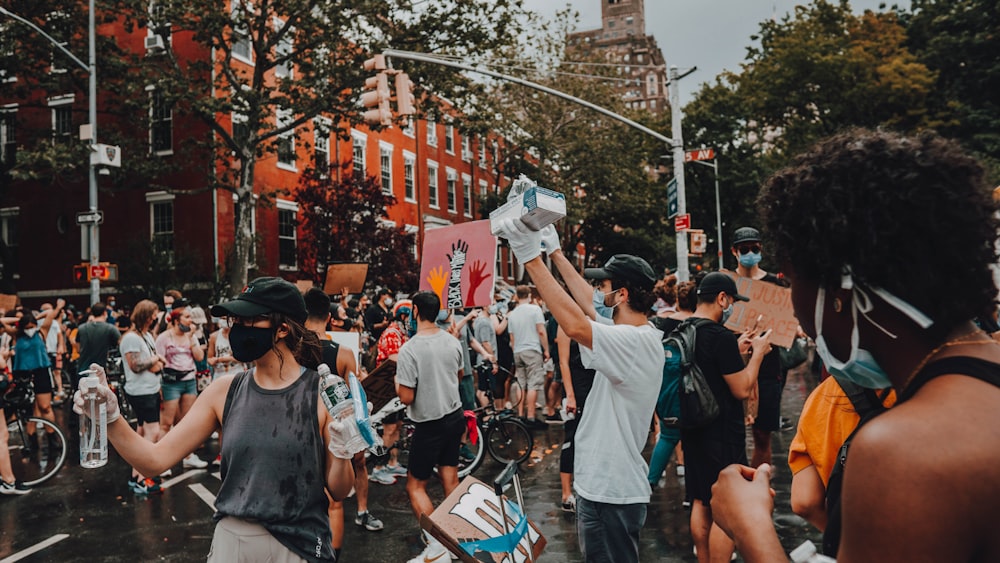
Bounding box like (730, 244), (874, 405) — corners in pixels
(295, 280), (314, 293)
(721, 271), (799, 348)
(326, 331), (361, 372)
(421, 476), (546, 563)
(0, 294), (16, 313)
(323, 264), (368, 295)
(362, 359), (398, 415)
(419, 221), (498, 309)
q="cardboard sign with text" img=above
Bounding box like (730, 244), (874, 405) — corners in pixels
(721, 271), (799, 349)
(419, 221), (497, 309)
(0, 294), (17, 313)
(362, 359), (397, 415)
(295, 280), (314, 293)
(421, 476), (546, 563)
(323, 264), (368, 295)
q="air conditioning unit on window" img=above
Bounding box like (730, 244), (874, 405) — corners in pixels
(145, 35), (165, 51)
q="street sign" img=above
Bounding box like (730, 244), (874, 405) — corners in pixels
(76, 210), (104, 225)
(675, 213), (691, 232)
(684, 148), (715, 162)
(667, 178), (678, 219)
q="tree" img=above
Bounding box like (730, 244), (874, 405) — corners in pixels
(297, 165), (417, 292)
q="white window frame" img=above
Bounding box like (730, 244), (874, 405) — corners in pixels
(277, 199), (298, 271)
(462, 173), (472, 218)
(146, 191), (176, 263)
(313, 117), (330, 176)
(444, 123), (454, 154)
(273, 17), (293, 79)
(0, 207), (19, 272)
(231, 0), (253, 64)
(0, 106), (16, 167)
(426, 119), (437, 147)
(0, 24), (16, 83)
(405, 224), (419, 259)
(276, 108), (296, 170)
(427, 160), (439, 209)
(478, 135), (487, 169)
(379, 141), (393, 195)
(403, 151), (416, 203)
(402, 117), (415, 138)
(48, 95), (74, 145)
(461, 135), (471, 162)
(479, 179), (488, 198)
(148, 87), (173, 155)
(446, 168), (457, 214)
(351, 130), (367, 179)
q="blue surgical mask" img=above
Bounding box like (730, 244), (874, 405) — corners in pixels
(813, 272), (934, 389)
(739, 251), (762, 268)
(721, 302), (734, 325)
(408, 316), (417, 337)
(592, 287), (619, 320)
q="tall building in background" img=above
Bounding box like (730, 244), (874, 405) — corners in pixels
(567, 0), (668, 114)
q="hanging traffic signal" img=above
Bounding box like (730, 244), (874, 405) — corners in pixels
(361, 72), (392, 127)
(394, 72), (416, 116)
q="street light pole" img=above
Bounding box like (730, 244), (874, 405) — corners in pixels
(670, 66), (689, 282)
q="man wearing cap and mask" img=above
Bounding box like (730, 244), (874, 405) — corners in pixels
(682, 271), (772, 563)
(731, 227), (791, 468)
(493, 218), (663, 563)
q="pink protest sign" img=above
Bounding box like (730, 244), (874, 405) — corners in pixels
(419, 221), (497, 309)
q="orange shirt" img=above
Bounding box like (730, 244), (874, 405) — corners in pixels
(788, 376), (896, 486)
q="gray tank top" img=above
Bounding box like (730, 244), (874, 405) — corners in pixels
(215, 368), (334, 562)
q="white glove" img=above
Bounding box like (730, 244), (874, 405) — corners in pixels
(72, 363), (121, 424)
(327, 419), (358, 460)
(539, 225), (561, 255)
(494, 217), (542, 263)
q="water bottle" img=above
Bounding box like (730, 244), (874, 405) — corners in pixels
(79, 374), (108, 468)
(317, 363), (365, 454)
(790, 541), (836, 563)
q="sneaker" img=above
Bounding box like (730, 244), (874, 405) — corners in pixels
(210, 431), (220, 440)
(544, 413), (563, 425)
(0, 480), (30, 495)
(386, 464), (408, 477)
(183, 454), (208, 469)
(368, 467), (395, 485)
(144, 477), (162, 494)
(211, 455), (222, 467)
(160, 468), (172, 477)
(407, 540), (452, 563)
(780, 417), (795, 431)
(561, 495), (576, 513)
(676, 465), (685, 477)
(129, 478), (151, 495)
(458, 444), (477, 463)
(354, 511), (384, 531)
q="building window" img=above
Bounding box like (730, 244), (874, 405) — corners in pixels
(276, 109), (295, 168)
(478, 136), (487, 169)
(647, 73), (657, 97)
(403, 151), (416, 202)
(0, 109), (15, 167)
(479, 179), (488, 198)
(231, 1), (253, 62)
(0, 25), (14, 82)
(49, 96), (74, 145)
(426, 119), (437, 147)
(0, 207), (18, 276)
(427, 161), (439, 209)
(462, 135), (471, 161)
(274, 18), (293, 79)
(462, 174), (472, 218)
(313, 118), (330, 175)
(403, 117), (415, 137)
(146, 192), (175, 263)
(150, 89), (173, 154)
(380, 142), (393, 195)
(277, 200), (298, 270)
(445, 123), (454, 154)
(232, 112), (249, 147)
(446, 169), (457, 214)
(352, 131), (367, 180)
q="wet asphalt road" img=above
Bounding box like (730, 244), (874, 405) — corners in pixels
(1, 361), (820, 562)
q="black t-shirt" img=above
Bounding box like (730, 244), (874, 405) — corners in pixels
(320, 340), (341, 376)
(364, 305), (391, 342)
(683, 321), (747, 446)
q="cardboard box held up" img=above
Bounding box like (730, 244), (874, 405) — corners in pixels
(489, 186), (566, 235)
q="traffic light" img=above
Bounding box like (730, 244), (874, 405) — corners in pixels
(73, 264), (88, 283)
(361, 72), (392, 127)
(394, 72), (416, 116)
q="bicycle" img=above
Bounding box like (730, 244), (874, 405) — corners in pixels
(2, 372), (68, 486)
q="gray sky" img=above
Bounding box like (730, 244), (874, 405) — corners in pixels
(522, 1), (909, 104)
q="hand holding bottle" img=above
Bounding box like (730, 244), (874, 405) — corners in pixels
(72, 363), (120, 424)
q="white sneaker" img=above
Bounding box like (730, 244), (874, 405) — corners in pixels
(183, 454), (208, 469)
(407, 541), (454, 563)
(676, 465), (685, 477)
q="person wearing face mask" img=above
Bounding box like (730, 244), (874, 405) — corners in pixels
(11, 311), (61, 454)
(730, 226), (791, 468)
(710, 129), (1000, 562)
(155, 306), (208, 470)
(74, 277), (355, 562)
(364, 288), (393, 344)
(154, 289), (183, 337)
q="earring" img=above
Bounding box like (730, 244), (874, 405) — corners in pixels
(832, 298), (843, 313)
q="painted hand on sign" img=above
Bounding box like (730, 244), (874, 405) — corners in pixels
(449, 481), (541, 561)
(446, 240), (469, 310)
(427, 266), (449, 305)
(465, 260), (489, 308)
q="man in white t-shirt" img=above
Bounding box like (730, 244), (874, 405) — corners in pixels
(494, 219), (664, 563)
(506, 285), (549, 426)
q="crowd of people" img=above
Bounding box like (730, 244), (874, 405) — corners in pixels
(3, 127), (999, 562)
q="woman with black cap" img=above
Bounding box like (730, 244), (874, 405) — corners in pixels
(74, 277), (356, 562)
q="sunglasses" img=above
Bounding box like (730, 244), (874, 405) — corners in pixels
(736, 245), (761, 255)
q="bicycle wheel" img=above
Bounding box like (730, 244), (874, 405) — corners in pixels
(115, 384), (137, 427)
(486, 418), (533, 465)
(7, 417), (68, 486)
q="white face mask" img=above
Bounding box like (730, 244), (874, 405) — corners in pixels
(24, 327), (38, 338)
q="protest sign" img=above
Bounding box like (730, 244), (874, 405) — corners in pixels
(362, 359), (397, 414)
(721, 271), (799, 348)
(326, 331), (361, 371)
(419, 221), (497, 309)
(294, 280), (314, 293)
(323, 263), (368, 295)
(0, 294), (16, 312)
(421, 476), (545, 563)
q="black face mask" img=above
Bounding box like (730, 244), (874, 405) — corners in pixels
(179, 324), (192, 333)
(229, 324), (276, 362)
(338, 318), (354, 331)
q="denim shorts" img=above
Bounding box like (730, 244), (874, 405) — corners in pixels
(161, 378), (197, 401)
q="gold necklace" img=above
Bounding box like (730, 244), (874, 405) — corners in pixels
(902, 329), (998, 393)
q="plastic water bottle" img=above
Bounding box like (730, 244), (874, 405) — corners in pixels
(790, 541), (836, 563)
(79, 374), (108, 468)
(317, 364), (366, 454)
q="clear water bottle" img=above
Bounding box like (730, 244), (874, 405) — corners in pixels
(79, 375), (108, 468)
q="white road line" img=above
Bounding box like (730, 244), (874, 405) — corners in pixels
(0, 534), (69, 563)
(160, 468), (205, 489)
(211, 471), (221, 480)
(189, 483), (217, 510)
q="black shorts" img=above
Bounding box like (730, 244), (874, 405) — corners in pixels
(753, 376), (783, 432)
(14, 368), (54, 395)
(681, 437), (747, 503)
(408, 409), (465, 481)
(126, 392), (161, 425)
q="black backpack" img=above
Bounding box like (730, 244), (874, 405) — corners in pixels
(661, 317), (719, 429)
(822, 374), (890, 557)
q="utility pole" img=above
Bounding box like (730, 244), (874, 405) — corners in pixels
(670, 65), (693, 282)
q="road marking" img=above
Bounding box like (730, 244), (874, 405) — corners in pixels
(160, 469), (205, 489)
(189, 483), (217, 510)
(0, 534), (69, 563)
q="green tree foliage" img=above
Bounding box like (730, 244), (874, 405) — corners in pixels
(296, 165), (417, 292)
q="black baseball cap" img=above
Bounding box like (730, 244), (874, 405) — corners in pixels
(211, 277), (308, 324)
(697, 272), (749, 302)
(732, 227), (761, 246)
(583, 254), (658, 290)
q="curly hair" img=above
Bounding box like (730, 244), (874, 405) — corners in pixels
(676, 281), (698, 313)
(757, 128), (999, 330)
(654, 275), (678, 307)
